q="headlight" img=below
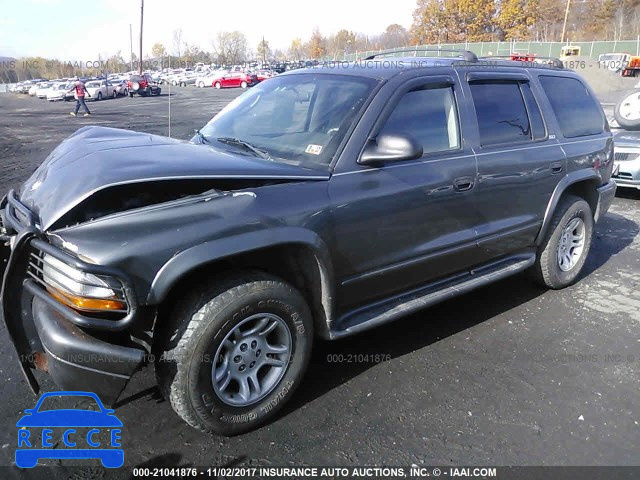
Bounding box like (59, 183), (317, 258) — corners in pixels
(41, 254), (126, 312)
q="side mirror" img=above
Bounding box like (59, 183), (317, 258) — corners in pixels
(359, 133), (423, 166)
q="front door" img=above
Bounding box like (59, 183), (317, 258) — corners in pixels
(329, 75), (481, 310)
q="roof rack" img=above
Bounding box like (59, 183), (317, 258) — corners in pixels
(477, 55), (564, 69)
(365, 48), (478, 62)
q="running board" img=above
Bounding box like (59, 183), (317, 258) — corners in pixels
(330, 253), (536, 339)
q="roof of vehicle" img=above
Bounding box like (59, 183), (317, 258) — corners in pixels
(281, 56), (566, 80)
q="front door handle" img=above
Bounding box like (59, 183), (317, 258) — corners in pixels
(551, 162), (564, 174)
(453, 176), (474, 192)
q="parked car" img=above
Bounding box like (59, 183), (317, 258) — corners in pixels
(255, 70), (275, 82)
(598, 53), (630, 74)
(176, 72), (198, 87)
(110, 79), (128, 96)
(84, 80), (116, 100)
(212, 72), (258, 89)
(127, 73), (161, 96)
(35, 82), (54, 99)
(614, 89), (640, 130)
(197, 70), (227, 88)
(29, 82), (48, 96)
(46, 82), (73, 101)
(611, 130), (640, 191)
(0, 52), (616, 437)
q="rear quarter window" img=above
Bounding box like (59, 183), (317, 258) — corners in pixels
(538, 76), (605, 138)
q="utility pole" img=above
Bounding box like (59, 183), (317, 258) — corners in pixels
(129, 24), (134, 71)
(561, 0), (571, 44)
(139, 0), (144, 74)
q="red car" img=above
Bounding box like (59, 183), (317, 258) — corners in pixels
(256, 70), (275, 82)
(212, 72), (259, 89)
(127, 74), (161, 97)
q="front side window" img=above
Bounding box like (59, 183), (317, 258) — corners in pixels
(379, 85), (460, 155)
(199, 73), (377, 169)
(470, 81), (531, 147)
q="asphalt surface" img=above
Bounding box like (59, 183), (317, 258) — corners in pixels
(0, 84), (638, 476)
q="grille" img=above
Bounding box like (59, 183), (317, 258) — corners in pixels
(26, 248), (129, 317)
(614, 152), (633, 161)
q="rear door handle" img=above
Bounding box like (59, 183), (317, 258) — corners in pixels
(453, 176), (474, 192)
(551, 162), (564, 174)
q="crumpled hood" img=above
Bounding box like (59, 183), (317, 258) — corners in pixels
(19, 126), (328, 230)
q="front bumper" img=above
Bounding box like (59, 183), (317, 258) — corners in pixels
(0, 191), (146, 405)
(594, 180), (617, 223)
(612, 148), (640, 190)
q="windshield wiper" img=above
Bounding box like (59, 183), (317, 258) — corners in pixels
(194, 129), (213, 146)
(216, 137), (272, 160)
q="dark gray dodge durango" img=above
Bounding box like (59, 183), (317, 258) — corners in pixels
(0, 50), (617, 435)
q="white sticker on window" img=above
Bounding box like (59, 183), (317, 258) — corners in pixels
(305, 144), (323, 155)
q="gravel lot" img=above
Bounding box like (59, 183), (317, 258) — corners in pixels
(0, 83), (638, 476)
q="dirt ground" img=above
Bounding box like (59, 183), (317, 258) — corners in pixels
(0, 82), (638, 478)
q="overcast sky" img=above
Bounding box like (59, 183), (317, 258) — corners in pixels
(0, 0), (416, 60)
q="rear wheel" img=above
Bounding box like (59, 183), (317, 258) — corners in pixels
(155, 272), (313, 435)
(241, 81), (248, 88)
(97, 92), (103, 100)
(532, 195), (593, 289)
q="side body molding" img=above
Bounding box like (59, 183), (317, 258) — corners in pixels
(535, 169), (601, 245)
(146, 227), (336, 338)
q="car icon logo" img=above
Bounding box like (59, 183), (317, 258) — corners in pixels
(15, 391), (124, 468)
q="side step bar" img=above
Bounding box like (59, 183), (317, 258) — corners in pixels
(330, 252), (536, 339)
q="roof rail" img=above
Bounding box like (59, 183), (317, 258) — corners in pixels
(364, 48), (478, 62)
(478, 55), (564, 69)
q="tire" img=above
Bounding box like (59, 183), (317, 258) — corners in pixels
(614, 90), (640, 130)
(129, 92), (134, 98)
(532, 195), (593, 289)
(198, 81), (205, 88)
(155, 272), (313, 435)
(241, 81), (248, 88)
(214, 82), (221, 89)
(112, 90), (117, 98)
(97, 92), (103, 101)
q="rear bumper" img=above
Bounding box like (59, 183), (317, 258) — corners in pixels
(594, 180), (617, 223)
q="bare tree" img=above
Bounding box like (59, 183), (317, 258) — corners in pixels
(213, 31), (248, 65)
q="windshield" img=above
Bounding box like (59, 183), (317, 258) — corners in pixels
(198, 73), (377, 169)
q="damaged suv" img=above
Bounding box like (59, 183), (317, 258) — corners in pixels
(0, 51), (616, 435)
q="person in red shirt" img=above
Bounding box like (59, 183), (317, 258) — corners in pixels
(67, 79), (92, 116)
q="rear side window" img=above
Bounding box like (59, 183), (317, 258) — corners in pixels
(379, 86), (460, 155)
(539, 76), (604, 138)
(470, 82), (531, 146)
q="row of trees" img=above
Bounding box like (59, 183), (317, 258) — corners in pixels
(410, 0), (640, 44)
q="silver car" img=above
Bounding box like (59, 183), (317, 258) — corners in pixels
(613, 131), (640, 190)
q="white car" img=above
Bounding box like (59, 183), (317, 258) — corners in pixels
(35, 82), (54, 98)
(84, 80), (116, 100)
(46, 82), (73, 101)
(29, 82), (46, 96)
(196, 70), (227, 88)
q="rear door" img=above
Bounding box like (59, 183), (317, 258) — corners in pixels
(459, 71), (565, 261)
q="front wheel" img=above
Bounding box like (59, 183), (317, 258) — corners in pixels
(214, 82), (221, 89)
(155, 272), (313, 435)
(97, 92), (103, 100)
(129, 92), (134, 98)
(532, 195), (593, 289)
